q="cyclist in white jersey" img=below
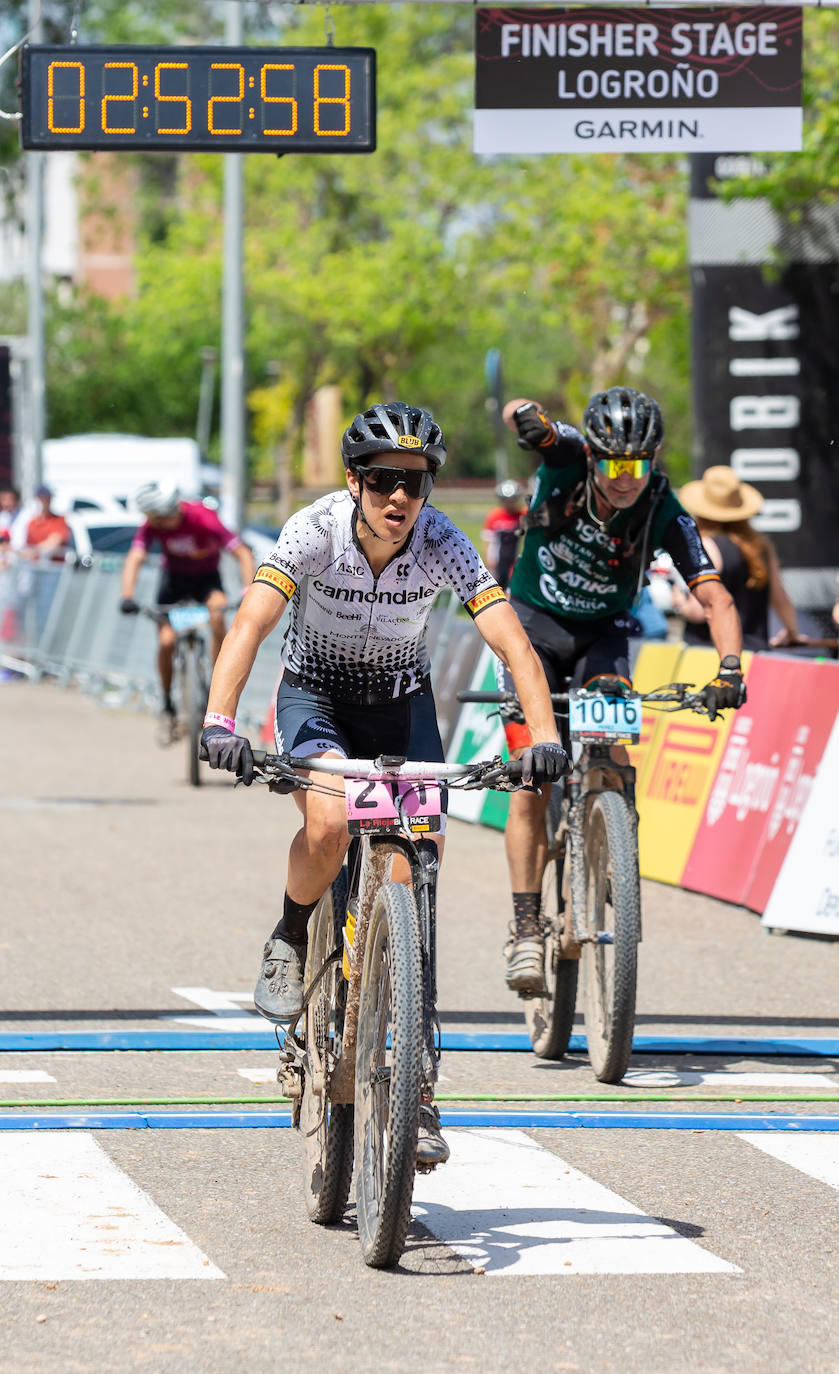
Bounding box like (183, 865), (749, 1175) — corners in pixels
(200, 402), (568, 1165)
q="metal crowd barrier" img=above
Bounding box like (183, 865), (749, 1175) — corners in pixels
(0, 553), (467, 738)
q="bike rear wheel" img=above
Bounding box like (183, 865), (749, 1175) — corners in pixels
(300, 868), (354, 1224)
(524, 784), (579, 1060)
(354, 880), (423, 1269)
(183, 641), (207, 788)
(581, 790), (639, 1084)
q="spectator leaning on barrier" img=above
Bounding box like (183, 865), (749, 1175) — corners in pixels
(673, 466), (804, 653)
(22, 486), (70, 559)
(120, 482), (255, 727)
(482, 479), (526, 591)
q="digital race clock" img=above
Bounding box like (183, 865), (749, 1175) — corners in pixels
(20, 44), (376, 153)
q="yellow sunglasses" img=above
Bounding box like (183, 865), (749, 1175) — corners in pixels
(596, 456), (652, 479)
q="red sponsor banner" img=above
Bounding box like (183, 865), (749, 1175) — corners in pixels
(681, 655), (839, 909)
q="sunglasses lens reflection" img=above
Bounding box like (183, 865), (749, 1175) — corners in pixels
(359, 466), (434, 499)
(597, 458), (651, 478)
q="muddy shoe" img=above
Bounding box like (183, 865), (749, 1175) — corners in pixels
(505, 935), (546, 995)
(416, 1102), (450, 1171)
(253, 936), (306, 1021)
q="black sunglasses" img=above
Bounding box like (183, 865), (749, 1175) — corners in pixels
(354, 464), (435, 501)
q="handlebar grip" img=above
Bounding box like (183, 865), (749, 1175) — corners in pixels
(456, 690), (511, 704)
(252, 749), (267, 767)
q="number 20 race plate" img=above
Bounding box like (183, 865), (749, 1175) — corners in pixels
(345, 779), (442, 835)
(568, 690), (642, 743)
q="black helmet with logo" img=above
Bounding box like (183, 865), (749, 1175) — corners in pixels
(341, 402), (447, 470)
(583, 386), (664, 459)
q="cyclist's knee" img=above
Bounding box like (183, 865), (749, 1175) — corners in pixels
(158, 625), (176, 651)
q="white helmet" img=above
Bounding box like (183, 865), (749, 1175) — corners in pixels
(135, 481), (181, 517)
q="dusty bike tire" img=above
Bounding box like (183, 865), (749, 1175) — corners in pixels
(300, 867), (354, 1224)
(524, 786), (579, 1060)
(354, 881), (423, 1269)
(581, 790), (639, 1084)
(184, 643), (205, 788)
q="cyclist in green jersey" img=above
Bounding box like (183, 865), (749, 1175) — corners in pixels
(498, 386), (746, 993)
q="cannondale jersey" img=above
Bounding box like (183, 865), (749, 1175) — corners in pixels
(254, 490), (505, 704)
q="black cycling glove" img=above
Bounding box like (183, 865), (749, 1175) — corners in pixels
(513, 403), (556, 451)
(200, 724), (255, 785)
(520, 742), (570, 790)
(120, 597), (139, 615)
(701, 656), (746, 721)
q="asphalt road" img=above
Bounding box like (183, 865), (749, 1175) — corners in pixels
(2, 680), (839, 1374)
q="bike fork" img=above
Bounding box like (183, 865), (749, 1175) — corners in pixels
(414, 839), (441, 1095)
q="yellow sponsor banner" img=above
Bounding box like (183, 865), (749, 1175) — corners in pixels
(466, 585), (506, 617)
(254, 564), (296, 599)
(626, 642), (685, 786)
(636, 646), (741, 885)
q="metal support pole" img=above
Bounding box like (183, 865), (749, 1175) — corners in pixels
(23, 0), (45, 501)
(220, 1), (246, 530)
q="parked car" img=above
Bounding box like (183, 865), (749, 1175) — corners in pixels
(64, 511), (143, 565)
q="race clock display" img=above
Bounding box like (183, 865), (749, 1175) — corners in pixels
(20, 44), (376, 153)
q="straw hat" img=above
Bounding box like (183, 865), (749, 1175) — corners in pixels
(678, 466), (764, 523)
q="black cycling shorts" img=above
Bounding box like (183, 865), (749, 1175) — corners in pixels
(157, 568), (224, 608)
(504, 597), (640, 693)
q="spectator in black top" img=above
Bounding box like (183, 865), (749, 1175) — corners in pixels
(674, 466), (803, 652)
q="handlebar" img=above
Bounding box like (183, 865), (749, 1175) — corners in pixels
(457, 682), (712, 715)
(249, 749), (524, 792)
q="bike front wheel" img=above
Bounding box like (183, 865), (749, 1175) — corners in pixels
(524, 784), (579, 1060)
(581, 790), (640, 1084)
(354, 880), (423, 1269)
(300, 868), (354, 1224)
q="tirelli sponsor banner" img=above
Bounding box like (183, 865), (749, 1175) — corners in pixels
(474, 7), (802, 153)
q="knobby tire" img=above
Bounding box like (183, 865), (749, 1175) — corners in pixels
(354, 881), (423, 1269)
(300, 868), (354, 1224)
(581, 790), (639, 1084)
(184, 642), (205, 788)
(524, 783), (579, 1060)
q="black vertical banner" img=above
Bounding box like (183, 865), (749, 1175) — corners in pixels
(690, 154), (839, 613)
(0, 345), (11, 489)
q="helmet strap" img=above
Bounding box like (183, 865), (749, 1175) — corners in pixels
(353, 480), (399, 544)
(586, 471), (618, 532)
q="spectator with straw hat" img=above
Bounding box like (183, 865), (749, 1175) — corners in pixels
(674, 465), (804, 652)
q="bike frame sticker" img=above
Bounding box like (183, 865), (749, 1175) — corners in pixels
(345, 778), (442, 835)
(168, 605), (211, 633)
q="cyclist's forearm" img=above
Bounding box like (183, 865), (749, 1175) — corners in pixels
(120, 547), (145, 597)
(205, 617), (263, 718)
(698, 582), (743, 660)
(233, 542), (256, 586)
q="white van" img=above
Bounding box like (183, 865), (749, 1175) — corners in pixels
(42, 434), (202, 515)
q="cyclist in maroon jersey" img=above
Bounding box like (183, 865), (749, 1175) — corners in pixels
(120, 482), (254, 726)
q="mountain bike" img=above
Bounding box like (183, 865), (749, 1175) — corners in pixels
(458, 681), (713, 1084)
(249, 748), (520, 1268)
(141, 602), (232, 787)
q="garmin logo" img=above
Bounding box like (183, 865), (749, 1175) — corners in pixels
(314, 580), (435, 605)
(575, 117), (700, 141)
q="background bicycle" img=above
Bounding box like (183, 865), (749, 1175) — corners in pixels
(248, 748), (519, 1269)
(458, 681), (714, 1084)
(141, 602), (235, 786)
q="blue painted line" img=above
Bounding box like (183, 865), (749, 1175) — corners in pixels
(0, 1110), (837, 1131)
(0, 1031), (838, 1056)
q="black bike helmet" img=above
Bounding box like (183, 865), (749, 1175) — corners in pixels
(582, 386), (664, 459)
(341, 402), (447, 470)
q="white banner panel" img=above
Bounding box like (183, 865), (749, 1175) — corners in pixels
(475, 7), (803, 154)
(474, 106), (802, 154)
(761, 711), (839, 937)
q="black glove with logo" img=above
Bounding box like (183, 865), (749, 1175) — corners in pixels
(200, 725), (255, 785)
(701, 656), (746, 721)
(520, 741), (571, 790)
(120, 597), (139, 615)
(513, 403), (556, 451)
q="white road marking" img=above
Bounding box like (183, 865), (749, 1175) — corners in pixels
(623, 1070), (838, 1090)
(0, 1070), (57, 1083)
(739, 1133), (839, 1191)
(237, 1068), (276, 1085)
(412, 1128), (739, 1275)
(0, 1134), (225, 1281)
(170, 986), (264, 1032)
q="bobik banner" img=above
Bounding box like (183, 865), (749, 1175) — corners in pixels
(474, 7), (802, 154)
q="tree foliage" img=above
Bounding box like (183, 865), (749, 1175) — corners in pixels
(7, 4), (696, 480)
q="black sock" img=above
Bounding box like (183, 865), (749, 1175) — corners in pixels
(271, 893), (317, 945)
(512, 892), (541, 940)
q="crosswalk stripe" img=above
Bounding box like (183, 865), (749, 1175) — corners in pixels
(0, 1134), (225, 1281)
(624, 1071), (838, 1090)
(738, 1132), (839, 1191)
(412, 1128), (740, 1275)
(0, 1070), (56, 1083)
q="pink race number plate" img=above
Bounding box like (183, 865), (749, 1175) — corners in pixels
(345, 778), (443, 836)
